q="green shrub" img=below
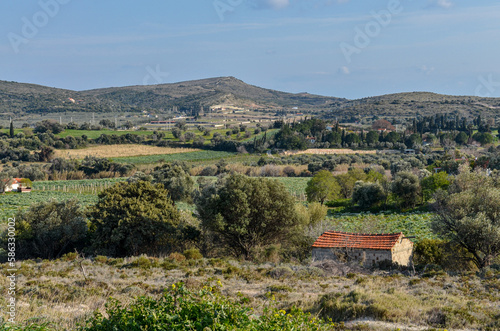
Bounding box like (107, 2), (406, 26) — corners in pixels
(8, 199), (88, 260)
(94, 255), (108, 264)
(183, 248), (203, 260)
(80, 283), (336, 330)
(168, 252), (186, 262)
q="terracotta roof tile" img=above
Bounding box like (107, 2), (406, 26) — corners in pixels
(312, 231), (406, 250)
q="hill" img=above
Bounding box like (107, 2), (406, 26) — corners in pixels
(333, 92), (500, 120)
(1, 77), (500, 119)
(0, 77), (345, 115)
(81, 76), (346, 111)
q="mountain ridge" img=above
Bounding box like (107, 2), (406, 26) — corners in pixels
(1, 77), (499, 118)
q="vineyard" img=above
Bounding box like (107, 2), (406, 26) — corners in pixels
(0, 179), (126, 224)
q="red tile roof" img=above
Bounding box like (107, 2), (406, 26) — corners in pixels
(312, 231), (406, 250)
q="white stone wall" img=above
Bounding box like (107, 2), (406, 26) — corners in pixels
(391, 238), (413, 266)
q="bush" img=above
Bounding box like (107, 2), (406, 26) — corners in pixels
(88, 181), (181, 257)
(183, 248), (203, 260)
(168, 252), (186, 262)
(7, 199), (88, 260)
(80, 283), (336, 331)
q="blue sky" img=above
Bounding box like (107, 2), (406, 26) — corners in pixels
(1, 0), (499, 99)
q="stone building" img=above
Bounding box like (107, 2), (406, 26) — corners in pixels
(312, 231), (413, 267)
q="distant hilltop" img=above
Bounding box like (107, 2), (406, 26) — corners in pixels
(0, 76), (499, 119)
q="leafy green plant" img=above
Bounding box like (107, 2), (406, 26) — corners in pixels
(80, 283), (336, 331)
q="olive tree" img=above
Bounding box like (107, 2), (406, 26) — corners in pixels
(305, 170), (340, 204)
(391, 171), (421, 208)
(196, 174), (301, 259)
(12, 199), (88, 259)
(352, 181), (386, 209)
(433, 170), (500, 269)
(152, 161), (194, 203)
(88, 181), (181, 257)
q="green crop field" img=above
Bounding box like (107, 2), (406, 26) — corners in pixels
(112, 150), (237, 164)
(0, 178), (126, 223)
(56, 129), (154, 139)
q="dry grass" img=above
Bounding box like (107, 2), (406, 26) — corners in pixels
(3, 256), (499, 330)
(282, 149), (377, 156)
(54, 145), (201, 159)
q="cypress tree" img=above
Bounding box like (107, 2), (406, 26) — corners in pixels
(9, 121), (14, 138)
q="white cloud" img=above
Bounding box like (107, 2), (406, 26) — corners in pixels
(428, 0), (453, 9)
(268, 0), (290, 9)
(252, 0), (290, 10)
(419, 65), (435, 75)
(339, 66), (350, 75)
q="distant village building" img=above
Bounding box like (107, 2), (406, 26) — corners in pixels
(312, 231), (413, 267)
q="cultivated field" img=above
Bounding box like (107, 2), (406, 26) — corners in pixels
(53, 145), (201, 159)
(282, 149), (377, 156)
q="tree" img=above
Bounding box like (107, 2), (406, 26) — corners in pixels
(352, 181), (387, 209)
(196, 174), (301, 259)
(472, 132), (494, 146)
(384, 131), (401, 144)
(0, 172), (13, 193)
(171, 127), (182, 139)
(99, 119), (115, 129)
(335, 168), (380, 199)
(305, 170), (340, 204)
(88, 181), (181, 257)
(152, 161), (194, 203)
(344, 133), (360, 145)
(365, 131), (379, 145)
(433, 170), (500, 269)
(372, 119), (396, 131)
(455, 131), (469, 145)
(405, 133), (422, 149)
(12, 199), (88, 259)
(37, 146), (55, 162)
(175, 120), (187, 131)
(391, 171), (421, 208)
(420, 171), (450, 202)
(34, 120), (64, 134)
(9, 121), (14, 138)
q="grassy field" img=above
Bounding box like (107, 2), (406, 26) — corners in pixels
(54, 145), (200, 159)
(0, 256), (498, 330)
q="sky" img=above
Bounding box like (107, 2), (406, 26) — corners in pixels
(0, 0), (499, 99)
